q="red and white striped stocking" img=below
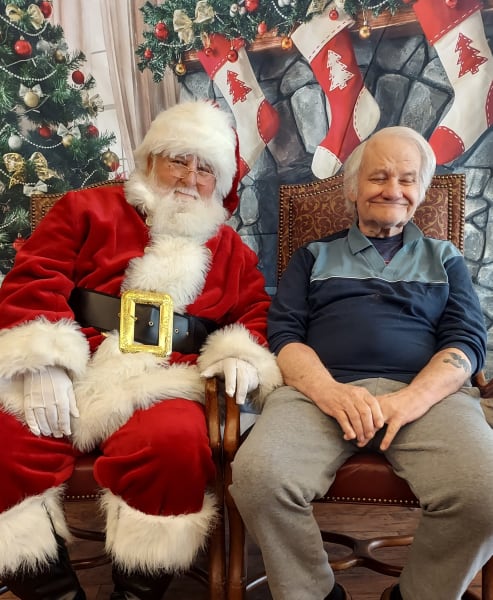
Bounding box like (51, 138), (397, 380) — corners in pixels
(291, 2), (380, 178)
(198, 34), (279, 179)
(413, 0), (493, 164)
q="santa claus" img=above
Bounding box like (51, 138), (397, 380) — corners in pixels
(0, 100), (281, 599)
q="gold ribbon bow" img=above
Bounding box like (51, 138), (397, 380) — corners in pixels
(6, 3), (44, 28)
(174, 1), (216, 44)
(19, 83), (43, 99)
(30, 152), (58, 181)
(23, 180), (48, 197)
(26, 4), (44, 29)
(57, 124), (81, 140)
(3, 153), (26, 188)
(194, 0), (215, 24)
(81, 91), (104, 117)
(173, 10), (194, 44)
(5, 4), (22, 21)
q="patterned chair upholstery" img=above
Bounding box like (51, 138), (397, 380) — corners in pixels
(223, 173), (493, 600)
(0, 181), (227, 600)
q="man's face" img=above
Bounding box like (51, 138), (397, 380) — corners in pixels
(354, 134), (422, 238)
(148, 153), (217, 200)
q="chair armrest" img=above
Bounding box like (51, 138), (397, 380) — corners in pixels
(474, 370), (493, 399)
(205, 376), (222, 462)
(224, 390), (241, 465)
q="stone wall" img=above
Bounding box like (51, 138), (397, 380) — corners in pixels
(180, 25), (493, 376)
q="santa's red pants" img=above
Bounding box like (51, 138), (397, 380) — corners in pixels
(0, 399), (215, 516)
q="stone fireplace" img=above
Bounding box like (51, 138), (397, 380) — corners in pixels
(180, 15), (493, 374)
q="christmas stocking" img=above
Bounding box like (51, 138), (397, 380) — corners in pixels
(198, 34), (279, 179)
(413, 0), (493, 164)
(291, 2), (380, 178)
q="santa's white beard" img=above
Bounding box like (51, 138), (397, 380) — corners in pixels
(125, 171), (228, 243)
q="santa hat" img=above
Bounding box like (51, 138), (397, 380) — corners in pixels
(134, 100), (240, 214)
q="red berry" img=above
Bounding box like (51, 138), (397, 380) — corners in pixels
(38, 125), (51, 138)
(144, 48), (153, 60)
(244, 0), (259, 12)
(39, 1), (52, 18)
(14, 38), (32, 57)
(87, 124), (99, 137)
(154, 22), (169, 40)
(71, 70), (85, 85)
(257, 21), (268, 35)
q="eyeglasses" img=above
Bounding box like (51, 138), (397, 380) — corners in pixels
(165, 157), (216, 185)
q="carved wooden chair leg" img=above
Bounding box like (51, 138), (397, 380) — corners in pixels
(205, 376), (227, 600)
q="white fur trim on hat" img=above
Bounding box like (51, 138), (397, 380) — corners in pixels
(133, 100), (237, 201)
(197, 324), (282, 408)
(102, 490), (217, 573)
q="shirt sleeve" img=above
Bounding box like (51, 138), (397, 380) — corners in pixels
(436, 254), (487, 376)
(267, 246), (314, 355)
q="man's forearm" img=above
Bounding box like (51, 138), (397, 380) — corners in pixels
(406, 347), (472, 408)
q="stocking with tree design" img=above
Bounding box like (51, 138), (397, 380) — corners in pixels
(198, 33), (279, 180)
(413, 0), (493, 164)
(291, 1), (380, 178)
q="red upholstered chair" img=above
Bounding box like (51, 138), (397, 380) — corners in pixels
(0, 181), (227, 600)
(222, 173), (493, 600)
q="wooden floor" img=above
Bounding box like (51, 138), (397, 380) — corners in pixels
(1, 502), (482, 599)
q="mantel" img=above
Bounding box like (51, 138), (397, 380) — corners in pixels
(184, 0), (493, 65)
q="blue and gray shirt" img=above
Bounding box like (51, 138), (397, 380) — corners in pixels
(268, 222), (487, 383)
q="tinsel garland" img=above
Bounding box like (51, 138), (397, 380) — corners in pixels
(137, 0), (412, 81)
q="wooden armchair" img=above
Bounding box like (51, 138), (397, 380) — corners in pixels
(0, 181), (226, 600)
(223, 173), (493, 600)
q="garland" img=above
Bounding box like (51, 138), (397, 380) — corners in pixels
(136, 0), (413, 81)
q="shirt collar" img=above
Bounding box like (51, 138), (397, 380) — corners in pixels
(347, 221), (423, 254)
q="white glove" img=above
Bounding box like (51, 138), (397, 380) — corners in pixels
(201, 358), (259, 405)
(23, 366), (79, 438)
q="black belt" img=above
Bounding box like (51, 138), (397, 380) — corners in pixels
(69, 287), (218, 355)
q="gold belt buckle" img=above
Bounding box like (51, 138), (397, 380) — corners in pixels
(119, 290), (173, 357)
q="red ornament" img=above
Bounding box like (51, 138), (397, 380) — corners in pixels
(87, 124), (99, 137)
(14, 37), (32, 58)
(445, 0), (457, 6)
(227, 48), (239, 62)
(13, 234), (26, 252)
(154, 22), (169, 40)
(71, 70), (85, 85)
(257, 21), (268, 35)
(38, 125), (52, 138)
(329, 8), (339, 19)
(244, 0), (259, 12)
(204, 46), (214, 57)
(39, 1), (53, 18)
(144, 48), (153, 60)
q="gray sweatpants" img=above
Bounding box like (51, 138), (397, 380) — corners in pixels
(230, 379), (493, 600)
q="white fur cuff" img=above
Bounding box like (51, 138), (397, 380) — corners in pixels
(197, 324), (282, 408)
(102, 490), (217, 573)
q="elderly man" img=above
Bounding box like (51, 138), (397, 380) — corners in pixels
(0, 100), (281, 600)
(230, 126), (493, 600)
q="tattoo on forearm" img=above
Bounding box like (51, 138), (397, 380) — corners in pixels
(443, 351), (472, 374)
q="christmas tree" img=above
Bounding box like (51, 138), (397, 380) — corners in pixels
(0, 0), (119, 275)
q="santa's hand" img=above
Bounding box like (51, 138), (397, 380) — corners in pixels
(201, 358), (259, 405)
(23, 366), (79, 437)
